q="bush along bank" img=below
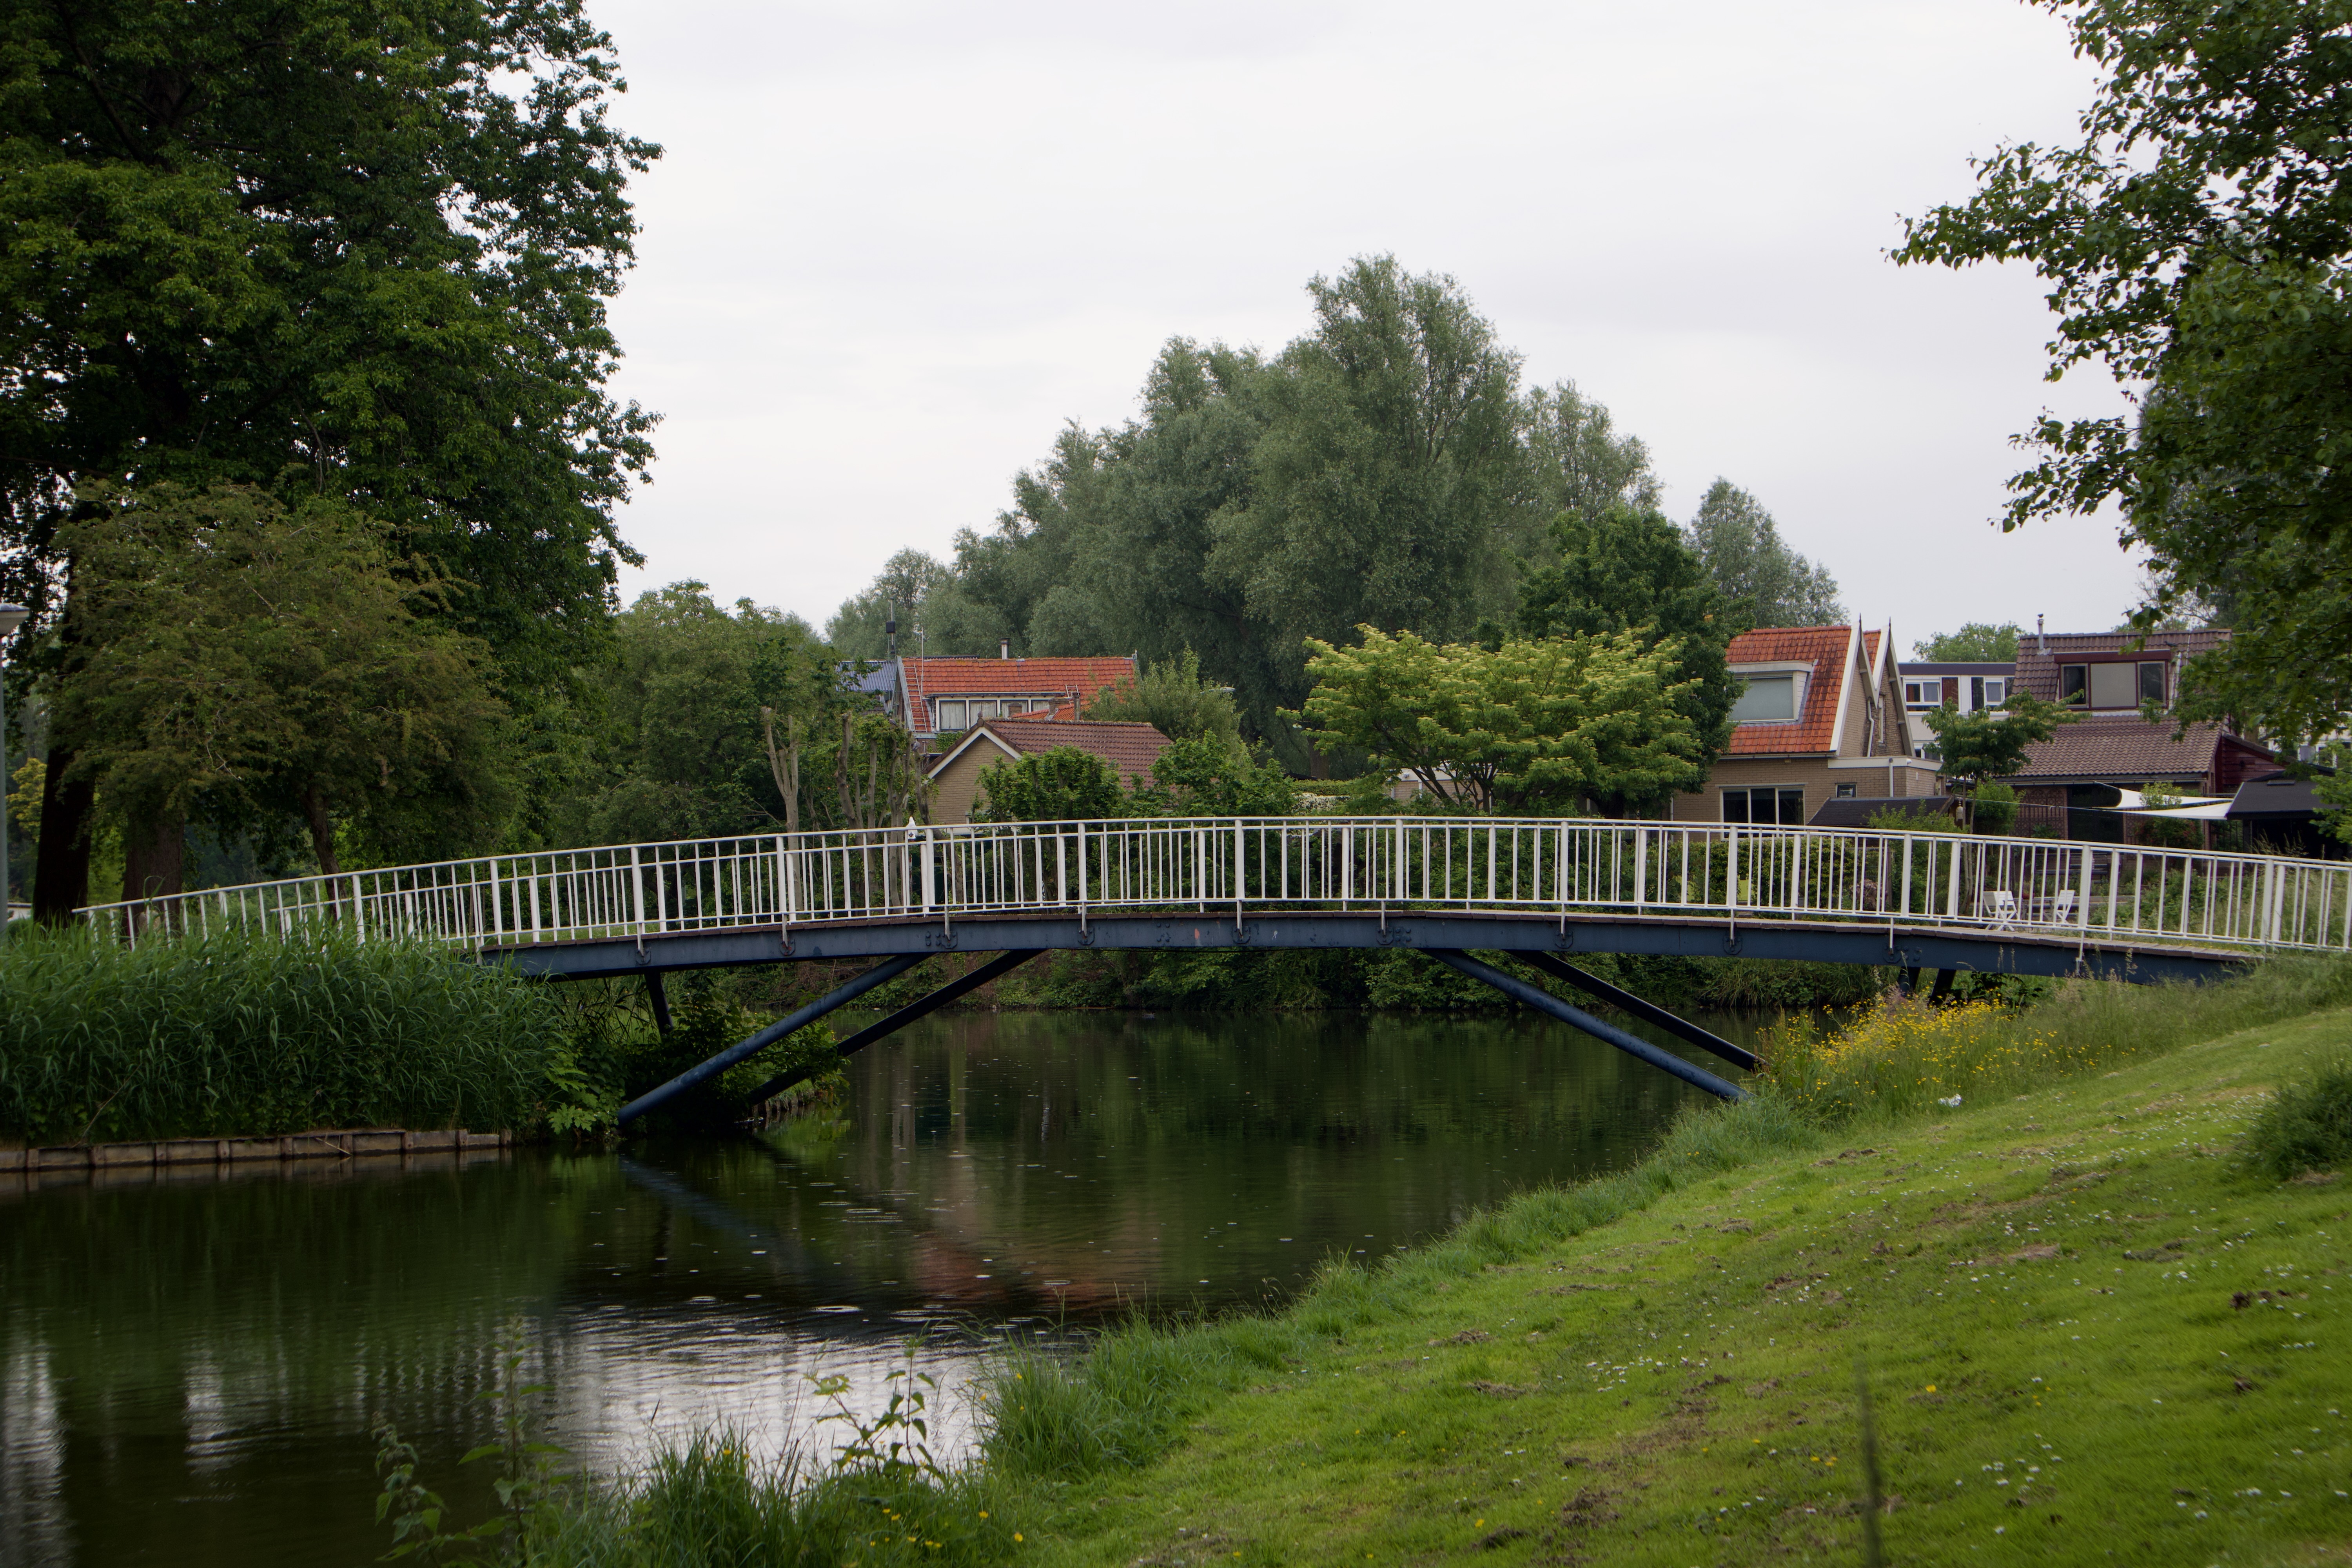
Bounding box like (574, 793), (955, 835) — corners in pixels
(0, 924), (595, 1145)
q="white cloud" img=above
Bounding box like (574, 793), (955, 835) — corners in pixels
(595, 0), (2136, 651)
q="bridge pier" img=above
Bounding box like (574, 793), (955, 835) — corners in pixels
(1423, 949), (1749, 1102)
(739, 949), (1045, 1109)
(617, 953), (924, 1127)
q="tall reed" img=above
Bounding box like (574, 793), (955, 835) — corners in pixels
(0, 923), (573, 1143)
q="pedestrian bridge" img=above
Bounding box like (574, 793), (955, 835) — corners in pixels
(81, 816), (2347, 1113)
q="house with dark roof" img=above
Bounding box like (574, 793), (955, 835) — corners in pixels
(869, 653), (1138, 745)
(2002, 628), (2273, 842)
(927, 718), (1172, 824)
(1670, 622), (1940, 824)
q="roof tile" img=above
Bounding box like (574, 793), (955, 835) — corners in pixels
(957, 717), (1172, 782)
(902, 656), (1136, 721)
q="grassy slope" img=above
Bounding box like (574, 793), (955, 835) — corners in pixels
(1020, 1009), (2352, 1567)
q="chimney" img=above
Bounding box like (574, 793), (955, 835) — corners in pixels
(1000, 639), (1011, 660)
(2036, 614), (2047, 655)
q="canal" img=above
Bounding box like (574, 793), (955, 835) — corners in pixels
(0, 1006), (1762, 1566)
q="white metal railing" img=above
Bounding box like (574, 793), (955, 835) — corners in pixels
(75, 817), (2352, 957)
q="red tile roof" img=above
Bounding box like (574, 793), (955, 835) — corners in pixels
(966, 718), (1172, 782)
(902, 656), (1136, 724)
(1721, 625), (1858, 755)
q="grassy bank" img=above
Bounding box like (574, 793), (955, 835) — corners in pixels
(367, 957), (2352, 1566)
(985, 959), (2352, 1566)
(0, 924), (582, 1144)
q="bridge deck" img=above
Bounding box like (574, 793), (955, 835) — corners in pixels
(488, 907), (2250, 985)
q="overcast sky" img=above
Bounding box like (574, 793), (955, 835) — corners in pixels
(590, 0), (2132, 655)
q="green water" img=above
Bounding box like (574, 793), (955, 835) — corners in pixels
(0, 1007), (1759, 1566)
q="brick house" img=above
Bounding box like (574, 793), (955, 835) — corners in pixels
(927, 718), (1172, 824)
(2002, 628), (2272, 842)
(1670, 623), (1940, 824)
(858, 652), (1139, 746)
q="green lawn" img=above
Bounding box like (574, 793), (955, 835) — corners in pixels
(1017, 1009), (2352, 1566)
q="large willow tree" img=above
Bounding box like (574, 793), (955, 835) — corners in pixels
(0, 0), (657, 916)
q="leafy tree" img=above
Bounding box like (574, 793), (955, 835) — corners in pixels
(972, 747), (1126, 823)
(1683, 480), (1846, 628)
(557, 583), (834, 848)
(1524, 381), (1661, 523)
(1085, 649), (1242, 744)
(2, 0), (657, 916)
(1513, 504), (1738, 807)
(1208, 257), (1535, 660)
(824, 548), (1002, 660)
(1915, 623), (2023, 662)
(1922, 693), (2076, 798)
(1128, 737), (1297, 817)
(54, 486), (511, 889)
(1294, 627), (1704, 815)
(1896, 0), (2352, 751)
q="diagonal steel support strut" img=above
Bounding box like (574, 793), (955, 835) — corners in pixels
(741, 949), (1045, 1108)
(1421, 949), (1748, 1102)
(1519, 951), (1756, 1071)
(617, 952), (925, 1126)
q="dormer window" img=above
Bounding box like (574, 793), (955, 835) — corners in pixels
(2059, 660), (2166, 710)
(1730, 673), (1799, 724)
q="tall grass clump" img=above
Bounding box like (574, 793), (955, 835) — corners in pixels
(1761, 955), (2352, 1124)
(2239, 1047), (2352, 1180)
(0, 922), (578, 1144)
(377, 1353), (1017, 1567)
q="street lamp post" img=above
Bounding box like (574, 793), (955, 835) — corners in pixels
(0, 602), (26, 932)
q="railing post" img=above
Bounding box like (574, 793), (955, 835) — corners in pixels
(628, 846), (646, 942)
(920, 824), (936, 911)
(2077, 843), (2094, 927)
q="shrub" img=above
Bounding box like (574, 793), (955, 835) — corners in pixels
(0, 923), (574, 1144)
(2240, 1049), (2352, 1180)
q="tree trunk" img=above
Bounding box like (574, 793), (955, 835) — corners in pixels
(31, 742), (93, 924)
(303, 784), (341, 877)
(121, 806), (185, 903)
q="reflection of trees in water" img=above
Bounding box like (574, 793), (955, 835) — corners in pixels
(809, 1011), (1718, 1309)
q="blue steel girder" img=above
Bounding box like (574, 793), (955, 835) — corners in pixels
(486, 910), (2248, 987)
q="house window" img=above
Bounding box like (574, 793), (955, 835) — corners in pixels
(2137, 661), (2165, 706)
(1984, 677), (2006, 706)
(1730, 674), (1798, 724)
(1903, 680), (1936, 709)
(1835, 782), (1857, 799)
(2089, 661), (2140, 709)
(935, 699), (967, 730)
(1969, 676), (1984, 710)
(2060, 664), (2088, 704)
(1722, 786), (1807, 825)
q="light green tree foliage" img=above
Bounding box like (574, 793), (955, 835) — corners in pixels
(1897, 0), (2352, 752)
(1512, 505), (1739, 809)
(825, 548), (1001, 659)
(56, 486), (511, 882)
(1683, 480), (1846, 629)
(1085, 649), (1242, 744)
(559, 582), (836, 846)
(1294, 628), (1704, 815)
(0, 0), (658, 913)
(973, 747), (1126, 824)
(1922, 693), (2076, 797)
(1915, 623), (2023, 662)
